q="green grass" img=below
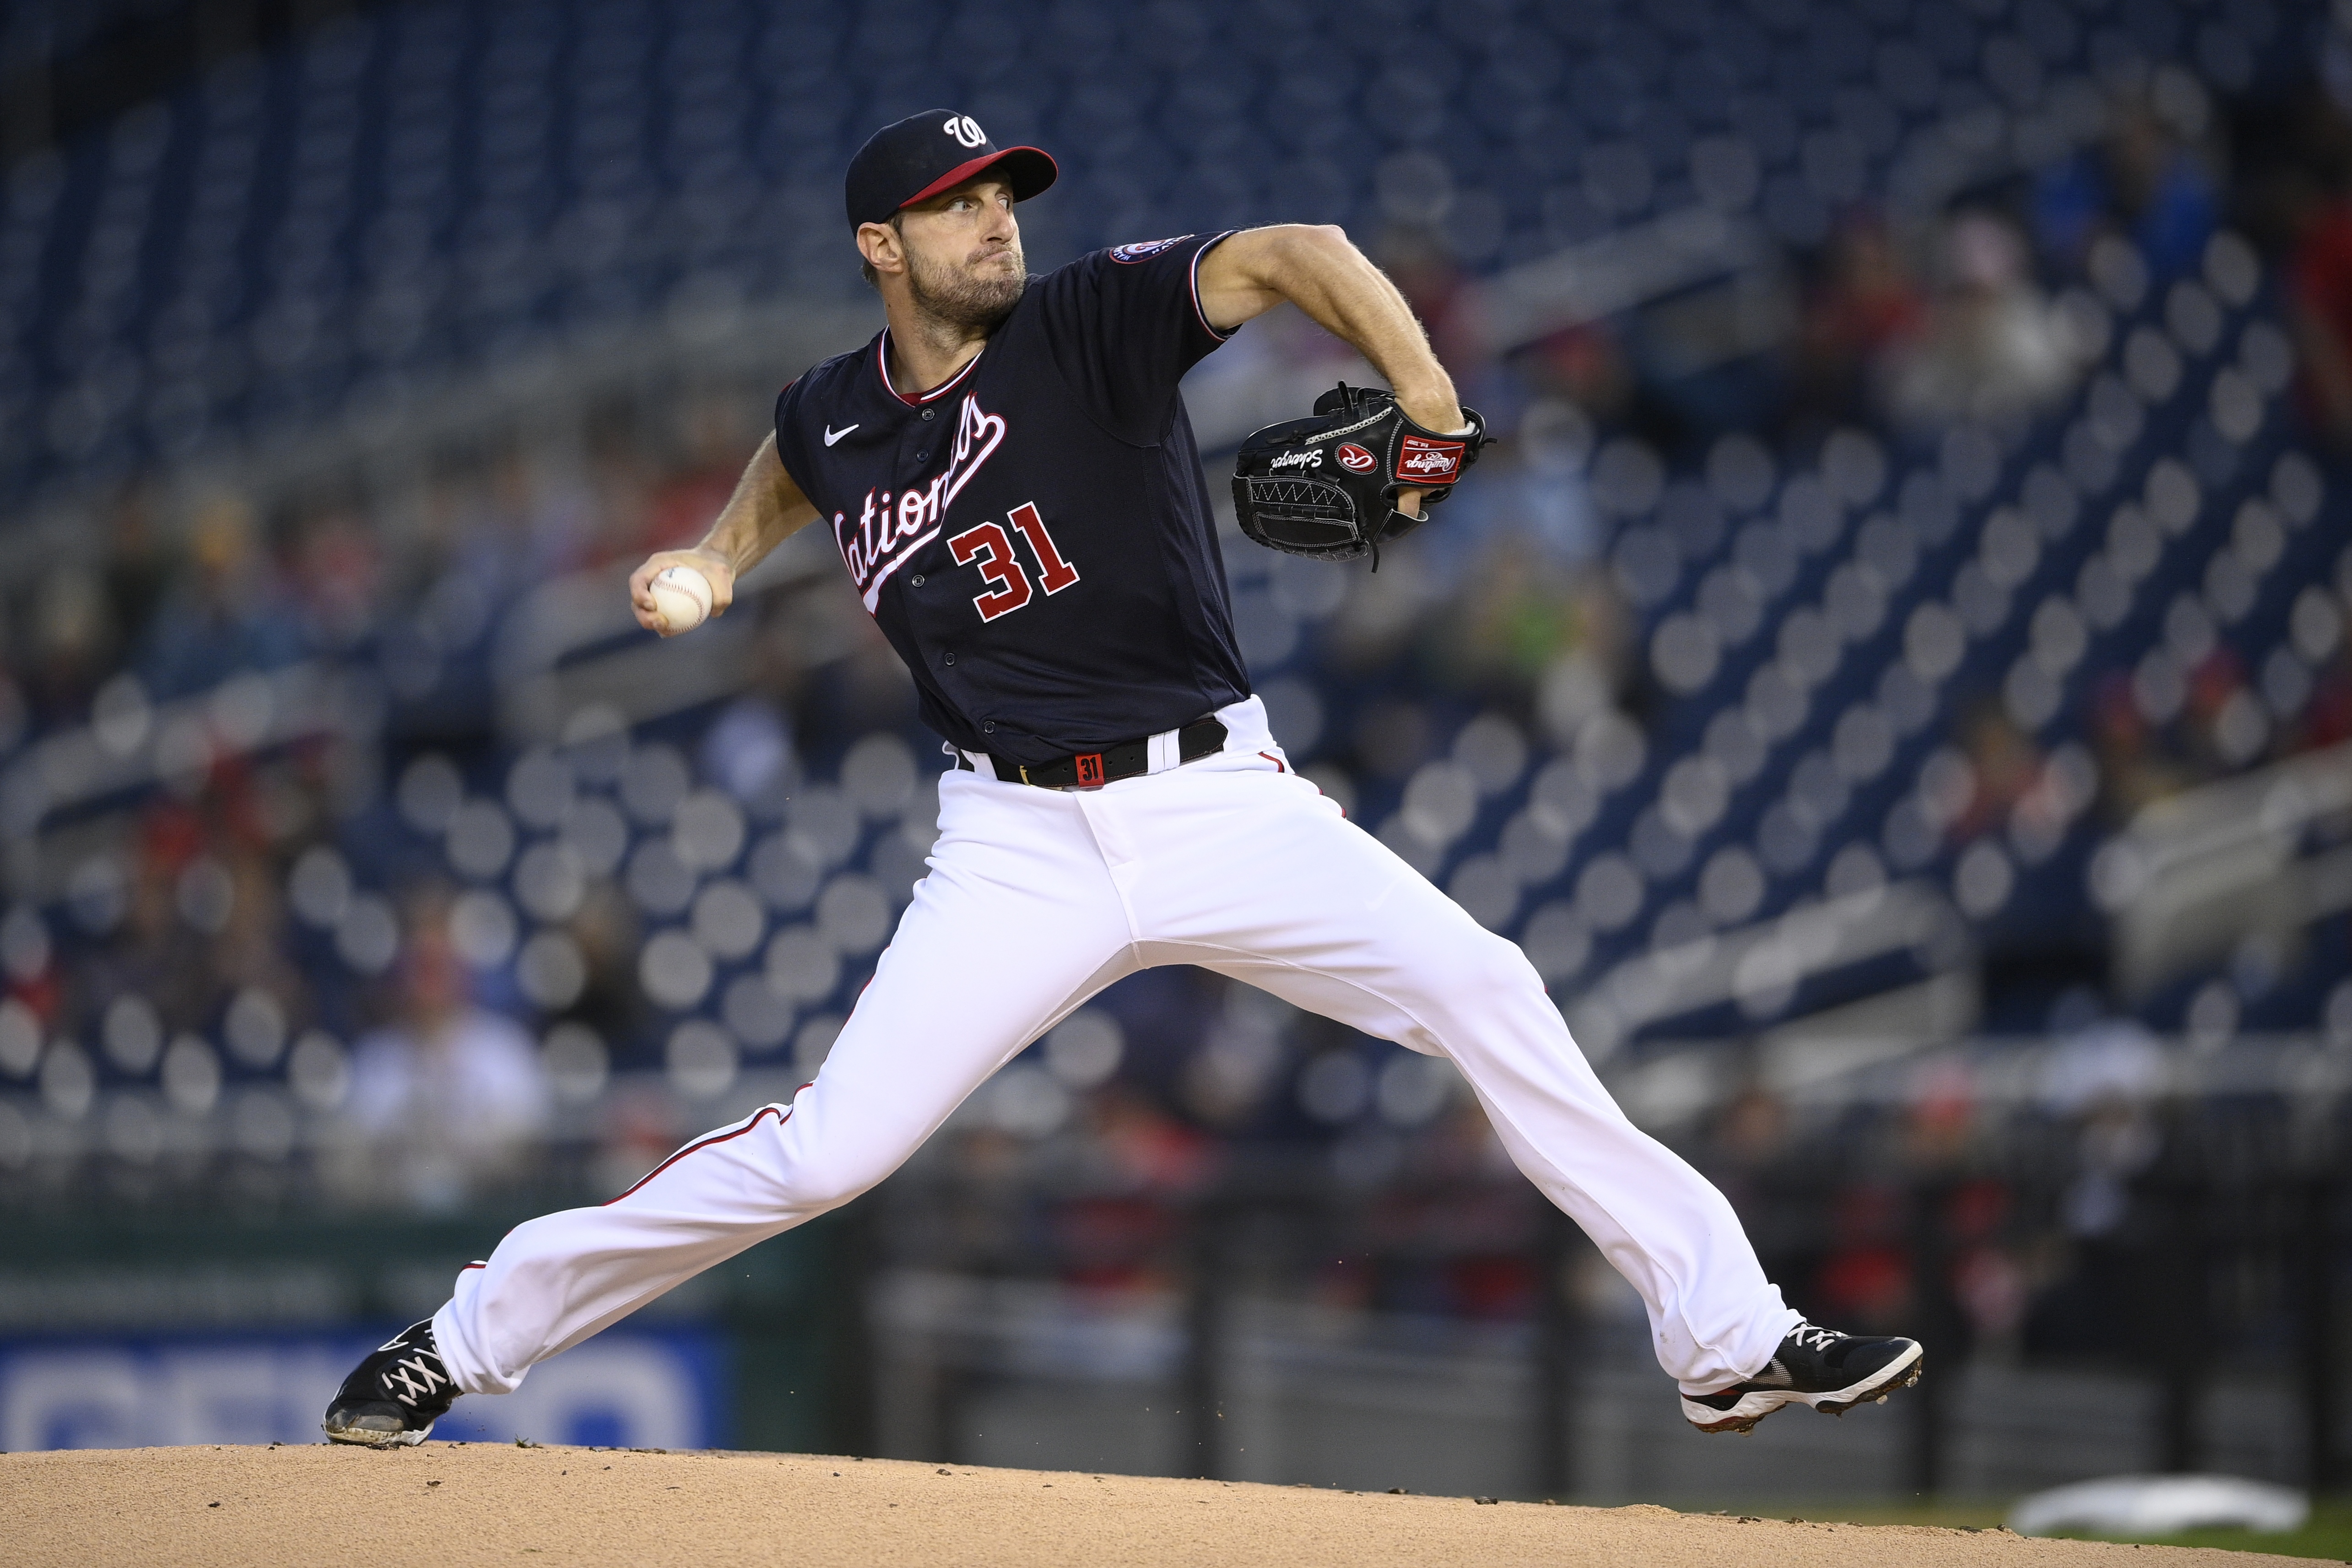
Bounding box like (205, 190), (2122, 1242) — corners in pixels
(1714, 1501), (2352, 1560)
(2044, 1509), (2352, 1562)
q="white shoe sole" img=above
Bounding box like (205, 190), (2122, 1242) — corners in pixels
(323, 1417), (435, 1448)
(1682, 1341), (1925, 1435)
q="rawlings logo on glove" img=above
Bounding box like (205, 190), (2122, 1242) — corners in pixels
(1398, 437), (1466, 479)
(1230, 384), (1488, 565)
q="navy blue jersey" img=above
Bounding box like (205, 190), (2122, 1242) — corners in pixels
(772, 232), (1251, 765)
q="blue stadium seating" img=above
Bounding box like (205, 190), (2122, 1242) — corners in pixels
(0, 0), (2342, 1160)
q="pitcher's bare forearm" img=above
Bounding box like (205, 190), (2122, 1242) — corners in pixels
(628, 433), (819, 633)
(1195, 224), (1463, 433)
(702, 432), (821, 577)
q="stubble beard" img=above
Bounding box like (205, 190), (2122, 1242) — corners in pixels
(905, 243), (1027, 335)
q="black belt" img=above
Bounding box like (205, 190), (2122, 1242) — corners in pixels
(957, 716), (1228, 789)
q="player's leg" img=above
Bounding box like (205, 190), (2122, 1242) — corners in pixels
(1102, 735), (1806, 1396)
(325, 773), (1137, 1444)
(1119, 740), (1919, 1426)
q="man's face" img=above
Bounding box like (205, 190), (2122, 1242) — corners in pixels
(866, 178), (1026, 330)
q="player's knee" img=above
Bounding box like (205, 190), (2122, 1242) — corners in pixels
(777, 1142), (895, 1211)
(1446, 924), (1544, 998)
(1392, 928), (1546, 1048)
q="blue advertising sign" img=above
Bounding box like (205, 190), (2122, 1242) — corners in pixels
(0, 1326), (725, 1451)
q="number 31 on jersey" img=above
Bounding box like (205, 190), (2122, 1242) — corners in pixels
(946, 502), (1081, 622)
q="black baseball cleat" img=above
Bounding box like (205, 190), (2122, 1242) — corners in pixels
(1682, 1322), (1923, 1435)
(322, 1319), (461, 1447)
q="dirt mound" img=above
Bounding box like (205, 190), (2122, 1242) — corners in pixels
(1, 1444), (2305, 1566)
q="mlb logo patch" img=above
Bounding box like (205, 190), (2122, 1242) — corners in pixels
(1108, 236), (1194, 264)
(1396, 436), (1466, 482)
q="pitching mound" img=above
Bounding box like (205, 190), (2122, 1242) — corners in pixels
(1, 1444), (2307, 1566)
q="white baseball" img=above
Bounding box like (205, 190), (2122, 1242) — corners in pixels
(649, 564), (714, 635)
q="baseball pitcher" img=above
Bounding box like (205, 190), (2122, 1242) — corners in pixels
(324, 110), (1921, 1449)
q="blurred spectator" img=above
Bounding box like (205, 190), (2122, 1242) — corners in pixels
(1891, 209), (2082, 428)
(1098, 1084), (1213, 1186)
(1517, 322), (1649, 441)
(1795, 214), (1925, 426)
(2305, 635), (2352, 750)
(23, 557), (116, 727)
(2045, 1015), (2164, 1244)
(701, 692), (798, 805)
(552, 882), (648, 1054)
(402, 460), (482, 600)
(102, 480), (172, 657)
(1706, 1083), (1791, 1183)
(211, 841), (299, 1000)
(1424, 532), (1595, 710)
(2088, 671), (2184, 823)
(643, 395), (751, 557)
(490, 441), (597, 581)
(1948, 703), (2045, 847)
(1813, 1182), (1914, 1335)
(1946, 1178), (2025, 1355)
(1695, 1081), (1827, 1298)
(346, 904), (551, 1210)
(1376, 226), (1471, 365)
(2037, 99), (2219, 285)
(2180, 644), (2258, 773)
(584, 401), (657, 566)
(445, 448), (555, 614)
(2287, 168), (2352, 449)
(285, 499), (382, 654)
(73, 772), (294, 1043)
(595, 1079), (690, 1204)
(1903, 1056), (1978, 1173)
(138, 495), (303, 699)
(1502, 396), (1601, 562)
(82, 808), (214, 1033)
(2023, 1012), (2165, 1357)
(1040, 1086), (1211, 1292)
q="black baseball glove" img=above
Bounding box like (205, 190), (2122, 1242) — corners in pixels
(1231, 383), (1489, 564)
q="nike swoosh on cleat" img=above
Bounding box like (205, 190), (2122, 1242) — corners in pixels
(825, 424), (858, 446)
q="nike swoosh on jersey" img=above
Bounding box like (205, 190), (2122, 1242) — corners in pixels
(825, 424), (859, 446)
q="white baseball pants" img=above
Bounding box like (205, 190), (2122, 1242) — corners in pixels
(433, 697), (1798, 1397)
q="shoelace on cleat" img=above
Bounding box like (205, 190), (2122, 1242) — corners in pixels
(381, 1351), (450, 1408)
(1787, 1323), (1842, 1354)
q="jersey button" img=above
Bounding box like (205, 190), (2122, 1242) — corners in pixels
(943, 652), (956, 666)
(920, 407), (936, 421)
(910, 573), (924, 587)
(915, 451), (929, 462)
(982, 721), (995, 734)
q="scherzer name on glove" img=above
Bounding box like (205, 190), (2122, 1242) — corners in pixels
(1231, 383), (1488, 565)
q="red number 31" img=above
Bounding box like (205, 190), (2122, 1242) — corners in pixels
(946, 502), (1081, 622)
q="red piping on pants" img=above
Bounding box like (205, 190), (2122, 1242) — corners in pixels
(603, 1104), (790, 1206)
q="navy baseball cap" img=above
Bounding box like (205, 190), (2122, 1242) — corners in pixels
(844, 109), (1057, 229)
